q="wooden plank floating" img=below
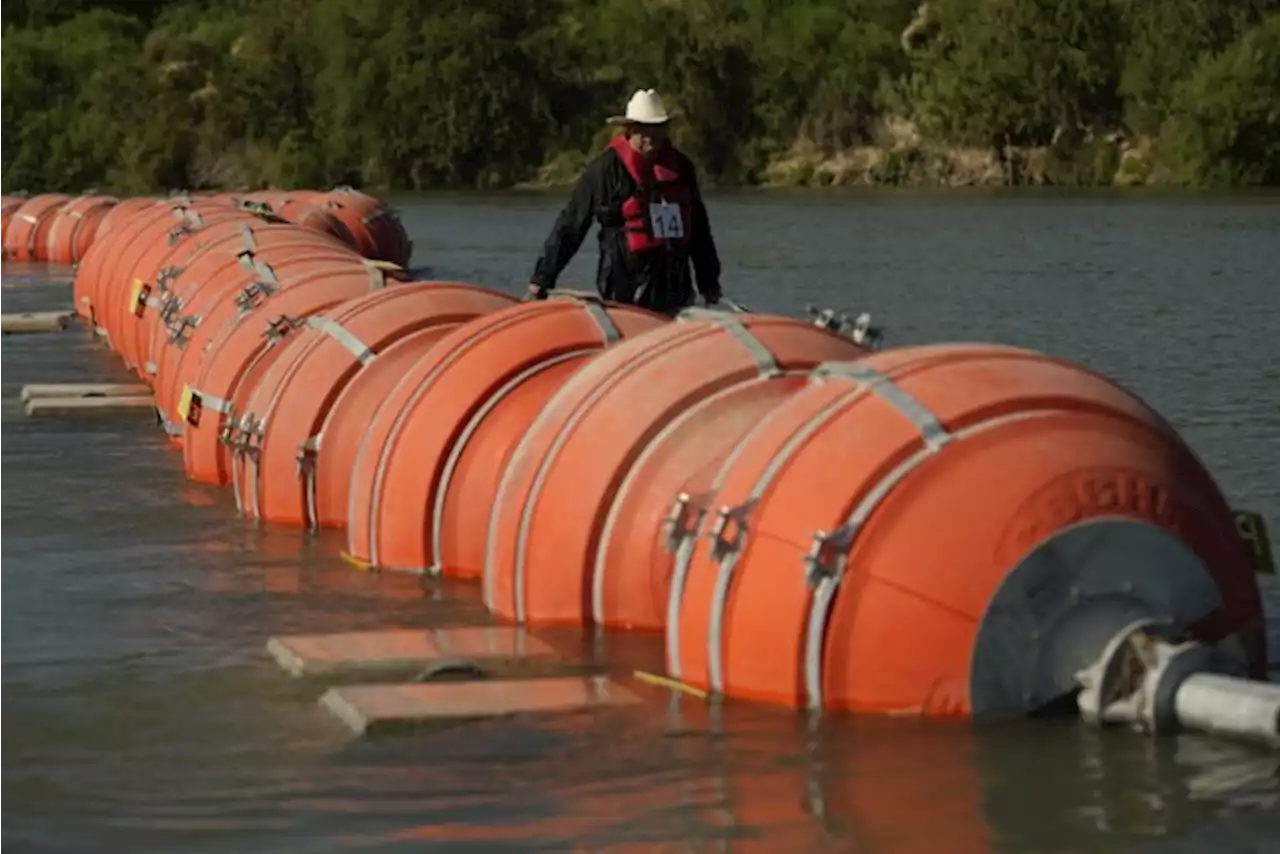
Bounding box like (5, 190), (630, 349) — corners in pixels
(2, 311), (76, 334)
(20, 382), (151, 403)
(266, 626), (566, 679)
(319, 675), (643, 737)
(23, 395), (155, 417)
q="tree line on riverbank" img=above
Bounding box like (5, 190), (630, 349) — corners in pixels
(3, 0), (1278, 193)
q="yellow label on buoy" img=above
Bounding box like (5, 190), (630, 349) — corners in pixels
(177, 385), (195, 422)
(129, 279), (146, 314)
(1234, 510), (1275, 574)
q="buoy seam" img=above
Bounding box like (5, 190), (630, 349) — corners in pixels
(430, 349), (592, 575)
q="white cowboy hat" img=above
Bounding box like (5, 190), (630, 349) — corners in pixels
(606, 88), (680, 125)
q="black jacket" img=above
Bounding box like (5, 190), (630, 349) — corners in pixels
(529, 144), (722, 313)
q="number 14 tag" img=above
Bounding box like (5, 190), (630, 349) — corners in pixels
(649, 201), (685, 240)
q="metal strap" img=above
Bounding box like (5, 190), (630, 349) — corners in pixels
(305, 316), (374, 364)
(799, 361), (956, 711)
(814, 361), (948, 451)
(298, 434), (322, 530)
(702, 386), (868, 693)
(676, 308), (779, 376)
(549, 292), (621, 344)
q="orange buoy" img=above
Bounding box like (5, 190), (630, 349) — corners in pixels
(150, 244), (368, 422)
(141, 224), (359, 392)
(92, 196), (160, 243)
(3, 194), (71, 261)
(345, 294), (667, 575)
(73, 198), (168, 321)
(227, 283), (516, 525)
(1, 197), (27, 246)
(103, 209), (286, 368)
(44, 195), (119, 265)
(273, 198), (358, 249)
(75, 199), (235, 337)
(179, 263), (407, 485)
(483, 309), (871, 629)
(667, 344), (1267, 719)
(317, 187), (412, 267)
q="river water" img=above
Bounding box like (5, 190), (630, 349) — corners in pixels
(3, 191), (1279, 853)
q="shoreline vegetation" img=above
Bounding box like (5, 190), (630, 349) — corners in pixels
(3, 1), (1278, 195)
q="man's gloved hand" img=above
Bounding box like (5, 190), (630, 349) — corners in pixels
(702, 283), (723, 307)
(525, 282), (549, 301)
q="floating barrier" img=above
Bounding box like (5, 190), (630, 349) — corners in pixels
(4, 185), (1275, 748)
(227, 282), (517, 526)
(44, 194), (119, 265)
(178, 261), (405, 483)
(1, 197), (25, 241)
(142, 227), (361, 396)
(3, 193), (72, 262)
(345, 292), (668, 577)
(666, 345), (1266, 718)
(484, 310), (874, 630)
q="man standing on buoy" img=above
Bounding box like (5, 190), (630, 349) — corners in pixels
(526, 89), (724, 314)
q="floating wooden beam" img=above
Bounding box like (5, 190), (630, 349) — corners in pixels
(266, 626), (567, 679)
(20, 382), (151, 403)
(2, 311), (75, 334)
(319, 675), (643, 737)
(23, 395), (154, 417)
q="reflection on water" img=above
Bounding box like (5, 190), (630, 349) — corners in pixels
(3, 194), (1279, 853)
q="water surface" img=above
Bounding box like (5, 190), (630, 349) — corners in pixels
(4, 191), (1279, 853)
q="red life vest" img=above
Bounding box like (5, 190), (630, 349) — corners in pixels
(609, 136), (693, 256)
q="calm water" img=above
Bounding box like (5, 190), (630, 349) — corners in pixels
(4, 191), (1280, 853)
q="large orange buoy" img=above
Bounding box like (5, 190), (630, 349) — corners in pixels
(101, 208), (278, 363)
(273, 197), (358, 249)
(227, 283), (516, 526)
(92, 196), (160, 243)
(483, 309), (872, 630)
(3, 194), (71, 261)
(74, 199), (234, 337)
(667, 344), (1266, 720)
(140, 224), (359, 391)
(317, 187), (412, 267)
(44, 195), (118, 265)
(1, 197), (28, 247)
(73, 198), (170, 321)
(180, 262), (406, 485)
(345, 294), (668, 576)
(150, 241), (370, 429)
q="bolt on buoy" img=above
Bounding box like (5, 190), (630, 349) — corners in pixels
(1076, 618), (1280, 748)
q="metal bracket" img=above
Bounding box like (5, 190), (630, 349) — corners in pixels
(295, 436), (320, 476)
(224, 413), (263, 459)
(805, 305), (885, 349)
(264, 315), (305, 343)
(167, 314), (200, 347)
(155, 265), (182, 294)
(235, 280), (276, 313)
(662, 491), (711, 554)
(802, 525), (857, 588)
(1074, 618), (1254, 739)
(707, 500), (757, 561)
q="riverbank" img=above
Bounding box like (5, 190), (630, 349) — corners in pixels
(525, 120), (1166, 190)
(4, 2), (1276, 195)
